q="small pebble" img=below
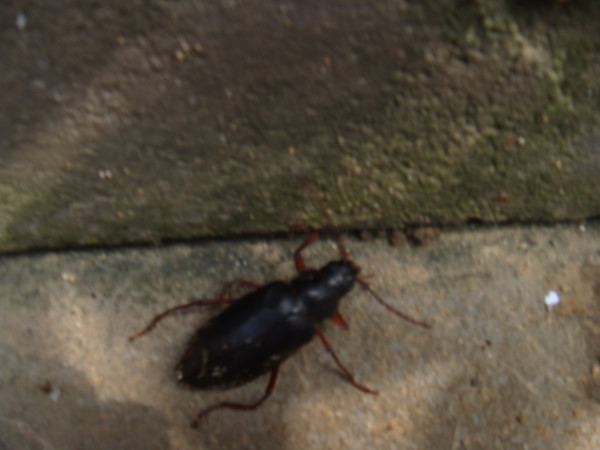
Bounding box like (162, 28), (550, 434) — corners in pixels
(545, 290), (560, 310)
(16, 12), (27, 30)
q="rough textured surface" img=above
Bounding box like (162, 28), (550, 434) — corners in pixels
(1, 0), (599, 252)
(1, 224), (600, 449)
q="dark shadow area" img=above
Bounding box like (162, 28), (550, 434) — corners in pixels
(0, 354), (169, 449)
(0, 1), (171, 160)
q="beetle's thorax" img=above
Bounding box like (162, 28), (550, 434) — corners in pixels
(292, 260), (360, 322)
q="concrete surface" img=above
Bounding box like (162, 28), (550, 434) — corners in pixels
(1, 224), (600, 449)
(2, 1), (600, 252)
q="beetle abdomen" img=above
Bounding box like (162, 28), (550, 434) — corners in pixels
(176, 282), (315, 390)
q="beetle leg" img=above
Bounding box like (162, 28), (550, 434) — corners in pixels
(190, 365), (280, 428)
(314, 328), (378, 395)
(287, 220), (316, 234)
(218, 279), (262, 298)
(288, 219), (353, 266)
(288, 221), (319, 272)
(129, 297), (236, 341)
(332, 311), (349, 330)
(356, 279), (431, 329)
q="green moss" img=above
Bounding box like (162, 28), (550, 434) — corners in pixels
(1, 0), (599, 252)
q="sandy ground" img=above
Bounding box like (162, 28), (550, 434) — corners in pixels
(1, 224), (600, 449)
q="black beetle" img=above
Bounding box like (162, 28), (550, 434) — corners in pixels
(130, 226), (430, 427)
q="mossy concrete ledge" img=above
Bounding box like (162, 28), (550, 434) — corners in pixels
(1, 0), (599, 251)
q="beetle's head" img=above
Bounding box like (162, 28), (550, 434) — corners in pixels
(296, 260), (360, 322)
(322, 260), (360, 296)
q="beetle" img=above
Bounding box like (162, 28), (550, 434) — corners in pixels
(129, 225), (430, 428)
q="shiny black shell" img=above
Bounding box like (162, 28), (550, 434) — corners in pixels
(176, 260), (358, 390)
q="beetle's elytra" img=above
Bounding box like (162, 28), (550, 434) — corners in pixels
(130, 225), (430, 428)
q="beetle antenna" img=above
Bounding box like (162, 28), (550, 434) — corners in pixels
(356, 279), (431, 329)
(335, 233), (350, 261)
(303, 183), (350, 261)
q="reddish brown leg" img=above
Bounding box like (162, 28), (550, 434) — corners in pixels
(190, 366), (280, 428)
(293, 230), (319, 272)
(129, 297), (236, 342)
(356, 279), (431, 329)
(288, 220), (350, 265)
(287, 220), (316, 235)
(218, 279), (262, 298)
(314, 328), (378, 394)
(332, 311), (349, 330)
